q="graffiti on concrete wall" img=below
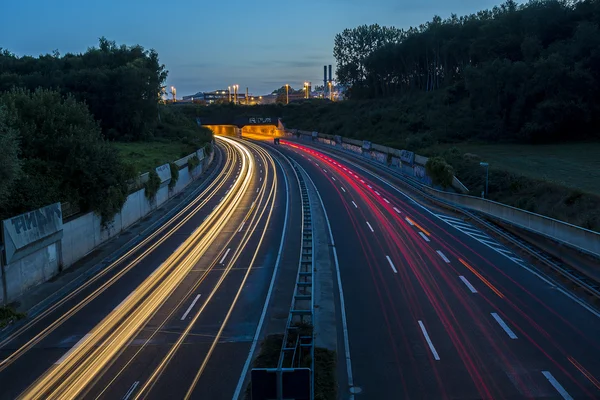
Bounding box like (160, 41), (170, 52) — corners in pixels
(414, 165), (432, 185)
(3, 203), (63, 263)
(342, 143), (362, 154)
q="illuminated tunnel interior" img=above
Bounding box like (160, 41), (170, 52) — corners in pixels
(205, 125), (282, 138)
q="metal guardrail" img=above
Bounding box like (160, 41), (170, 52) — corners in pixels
(276, 159), (315, 398)
(251, 158), (314, 400)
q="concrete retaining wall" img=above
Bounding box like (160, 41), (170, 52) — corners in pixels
(4, 242), (59, 302)
(421, 186), (600, 258)
(1, 145), (214, 304)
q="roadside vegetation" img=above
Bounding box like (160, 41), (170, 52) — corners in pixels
(246, 334), (337, 400)
(0, 38), (212, 222)
(0, 306), (25, 329)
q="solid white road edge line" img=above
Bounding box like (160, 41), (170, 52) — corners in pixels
(181, 294), (202, 321)
(418, 320), (440, 360)
(436, 250), (450, 263)
(219, 248), (231, 264)
(491, 312), (518, 339)
(542, 371), (574, 400)
(459, 276), (478, 293)
(232, 153), (290, 400)
(386, 256), (398, 273)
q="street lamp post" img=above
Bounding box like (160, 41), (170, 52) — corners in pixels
(480, 162), (489, 198)
(285, 84), (289, 105)
(304, 82), (309, 99)
(228, 86), (231, 103)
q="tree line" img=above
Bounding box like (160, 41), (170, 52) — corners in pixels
(0, 38), (183, 222)
(334, 0), (600, 143)
(0, 37), (167, 141)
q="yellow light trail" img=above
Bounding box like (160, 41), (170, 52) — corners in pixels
(18, 138), (256, 400)
(0, 143), (239, 373)
(90, 137), (274, 399)
(134, 138), (279, 398)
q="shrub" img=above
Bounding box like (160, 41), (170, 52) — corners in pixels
(145, 170), (161, 201)
(187, 155), (200, 171)
(168, 162), (179, 190)
(426, 156), (455, 188)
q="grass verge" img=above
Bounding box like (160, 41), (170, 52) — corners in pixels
(111, 141), (197, 175)
(434, 146), (600, 231)
(427, 142), (600, 196)
(0, 306), (25, 329)
(245, 334), (337, 400)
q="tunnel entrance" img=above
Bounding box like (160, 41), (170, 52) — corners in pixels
(200, 116), (283, 138)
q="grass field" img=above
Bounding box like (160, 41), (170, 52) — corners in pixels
(437, 142), (600, 195)
(111, 141), (196, 174)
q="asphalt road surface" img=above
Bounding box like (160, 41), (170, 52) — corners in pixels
(274, 138), (600, 400)
(0, 136), (299, 400)
(1, 132), (599, 400)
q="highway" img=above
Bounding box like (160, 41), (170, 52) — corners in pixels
(0, 136), (298, 400)
(0, 131), (599, 400)
(270, 138), (600, 400)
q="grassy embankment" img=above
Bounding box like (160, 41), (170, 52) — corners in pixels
(112, 105), (213, 175)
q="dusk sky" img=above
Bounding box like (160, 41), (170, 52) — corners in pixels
(2, 0), (509, 96)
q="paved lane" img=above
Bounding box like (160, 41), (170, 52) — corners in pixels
(280, 140), (600, 400)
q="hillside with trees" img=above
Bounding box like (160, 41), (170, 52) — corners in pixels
(0, 38), (212, 222)
(332, 0), (600, 144)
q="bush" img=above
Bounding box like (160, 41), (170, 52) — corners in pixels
(426, 156), (455, 188)
(187, 155), (200, 171)
(168, 162), (179, 190)
(0, 306), (25, 328)
(145, 170), (161, 201)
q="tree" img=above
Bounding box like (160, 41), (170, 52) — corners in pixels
(331, 0), (600, 142)
(0, 106), (20, 208)
(334, 24), (403, 88)
(0, 88), (135, 222)
(426, 157), (455, 188)
(0, 37), (168, 141)
(272, 85), (298, 95)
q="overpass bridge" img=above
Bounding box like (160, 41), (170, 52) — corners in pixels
(197, 116), (285, 138)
